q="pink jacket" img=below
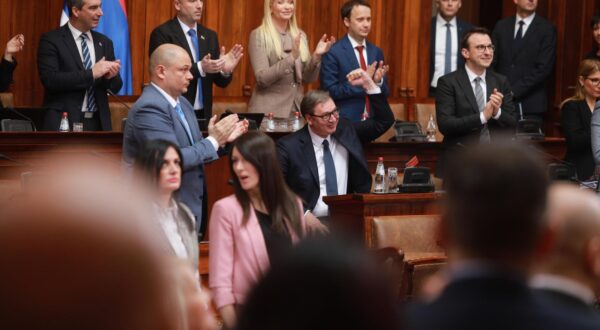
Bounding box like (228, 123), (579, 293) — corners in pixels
(208, 195), (305, 309)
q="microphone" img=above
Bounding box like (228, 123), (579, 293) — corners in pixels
(525, 144), (596, 189)
(106, 89), (131, 111)
(0, 101), (37, 131)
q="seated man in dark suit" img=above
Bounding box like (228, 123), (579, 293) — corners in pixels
(436, 27), (517, 177)
(406, 142), (598, 330)
(277, 69), (393, 219)
(530, 183), (600, 328)
(0, 34), (24, 93)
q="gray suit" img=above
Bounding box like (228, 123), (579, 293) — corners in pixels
(122, 84), (219, 223)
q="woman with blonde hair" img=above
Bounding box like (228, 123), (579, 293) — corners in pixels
(248, 0), (335, 117)
(562, 59), (600, 180)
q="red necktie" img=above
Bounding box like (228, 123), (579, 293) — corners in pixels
(355, 45), (371, 117)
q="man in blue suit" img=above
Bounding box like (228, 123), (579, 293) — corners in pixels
(122, 44), (247, 227)
(320, 0), (388, 122)
(429, 0), (472, 96)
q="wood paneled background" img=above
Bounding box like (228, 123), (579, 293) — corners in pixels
(0, 0), (599, 121)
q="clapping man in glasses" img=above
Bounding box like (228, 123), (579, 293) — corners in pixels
(435, 27), (517, 178)
(277, 67), (393, 221)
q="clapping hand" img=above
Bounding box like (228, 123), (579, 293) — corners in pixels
(208, 114), (238, 146)
(201, 53), (225, 74)
(4, 34), (24, 61)
(372, 61), (389, 84)
(313, 34), (335, 59)
(221, 44), (244, 74)
(347, 68), (377, 91)
(92, 57), (121, 80)
(291, 33), (302, 60)
(227, 119), (249, 143)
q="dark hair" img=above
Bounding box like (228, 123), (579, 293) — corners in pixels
(230, 131), (302, 236)
(460, 27), (493, 50)
(237, 237), (399, 330)
(66, 0), (85, 17)
(340, 0), (371, 20)
(591, 14), (600, 28)
(443, 141), (548, 260)
(300, 90), (332, 118)
(134, 139), (184, 194)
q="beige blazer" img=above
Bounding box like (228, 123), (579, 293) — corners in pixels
(248, 28), (321, 117)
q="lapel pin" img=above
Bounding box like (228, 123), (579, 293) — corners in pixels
(99, 41), (103, 47)
(201, 35), (205, 40)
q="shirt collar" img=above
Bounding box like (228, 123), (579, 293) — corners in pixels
(347, 34), (366, 50)
(67, 21), (91, 40)
(465, 64), (486, 83)
(530, 273), (596, 305)
(516, 12), (536, 26)
(307, 125), (330, 148)
(436, 13), (457, 27)
(177, 17), (197, 34)
(151, 82), (179, 108)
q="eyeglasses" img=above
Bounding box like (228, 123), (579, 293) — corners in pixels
(473, 44), (495, 53)
(310, 108), (340, 121)
(586, 77), (600, 86)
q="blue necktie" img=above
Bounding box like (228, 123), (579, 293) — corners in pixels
(322, 139), (338, 196)
(175, 103), (194, 145)
(80, 34), (96, 112)
(444, 23), (452, 75)
(187, 29), (204, 109)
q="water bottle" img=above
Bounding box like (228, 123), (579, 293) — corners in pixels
(426, 114), (437, 142)
(292, 111), (301, 131)
(59, 112), (70, 132)
(266, 112), (275, 131)
(373, 157), (386, 193)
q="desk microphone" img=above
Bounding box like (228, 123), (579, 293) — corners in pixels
(526, 144), (596, 189)
(0, 101), (38, 131)
(106, 89), (131, 110)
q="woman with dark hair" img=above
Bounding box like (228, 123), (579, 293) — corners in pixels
(209, 131), (306, 329)
(561, 59), (600, 180)
(134, 139), (199, 274)
(585, 15), (600, 60)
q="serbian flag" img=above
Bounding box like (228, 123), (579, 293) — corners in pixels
(405, 156), (419, 168)
(61, 0), (133, 95)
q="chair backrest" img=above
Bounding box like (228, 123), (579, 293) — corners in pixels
(414, 103), (443, 141)
(1, 119), (34, 132)
(370, 215), (443, 253)
(375, 103), (406, 142)
(0, 92), (14, 108)
(109, 102), (133, 132)
(212, 102), (248, 118)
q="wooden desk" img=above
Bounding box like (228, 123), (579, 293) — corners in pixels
(323, 193), (443, 246)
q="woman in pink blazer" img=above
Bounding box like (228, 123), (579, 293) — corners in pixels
(209, 131), (306, 328)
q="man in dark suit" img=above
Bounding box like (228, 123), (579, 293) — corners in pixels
(436, 27), (517, 177)
(0, 34), (24, 93)
(149, 0), (243, 121)
(320, 0), (388, 122)
(37, 0), (122, 131)
(406, 142), (598, 330)
(429, 0), (472, 96)
(122, 44), (247, 229)
(530, 184), (600, 328)
(278, 69), (393, 218)
(492, 0), (556, 122)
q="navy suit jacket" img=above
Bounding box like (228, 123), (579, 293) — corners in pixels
(149, 17), (232, 119)
(429, 16), (472, 96)
(277, 93), (393, 211)
(492, 14), (556, 115)
(320, 35), (388, 122)
(37, 24), (123, 131)
(122, 84), (219, 222)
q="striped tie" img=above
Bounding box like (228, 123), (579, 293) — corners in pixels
(80, 34), (96, 112)
(474, 77), (490, 143)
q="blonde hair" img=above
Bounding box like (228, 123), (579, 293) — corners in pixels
(560, 59), (600, 108)
(257, 0), (310, 62)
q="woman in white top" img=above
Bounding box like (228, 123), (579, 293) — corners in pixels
(248, 0), (334, 117)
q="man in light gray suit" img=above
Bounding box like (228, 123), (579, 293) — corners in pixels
(123, 44), (247, 229)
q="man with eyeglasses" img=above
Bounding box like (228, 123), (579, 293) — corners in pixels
(277, 69), (393, 219)
(492, 0), (556, 123)
(435, 27), (517, 178)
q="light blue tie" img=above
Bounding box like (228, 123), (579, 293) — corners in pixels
(187, 29), (204, 109)
(322, 139), (338, 196)
(175, 103), (194, 145)
(80, 34), (96, 112)
(444, 23), (452, 75)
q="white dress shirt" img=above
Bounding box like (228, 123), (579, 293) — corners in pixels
(308, 127), (349, 217)
(431, 14), (458, 87)
(67, 22), (96, 113)
(514, 12), (536, 38)
(464, 65), (502, 124)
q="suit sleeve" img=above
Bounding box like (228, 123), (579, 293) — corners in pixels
(131, 103), (218, 170)
(353, 93), (394, 143)
(100, 38), (123, 94)
(148, 27), (167, 58)
(37, 33), (95, 92)
(0, 58), (16, 92)
(319, 50), (365, 100)
(208, 200), (237, 309)
(435, 75), (482, 136)
(510, 24), (556, 99)
(561, 101), (591, 152)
